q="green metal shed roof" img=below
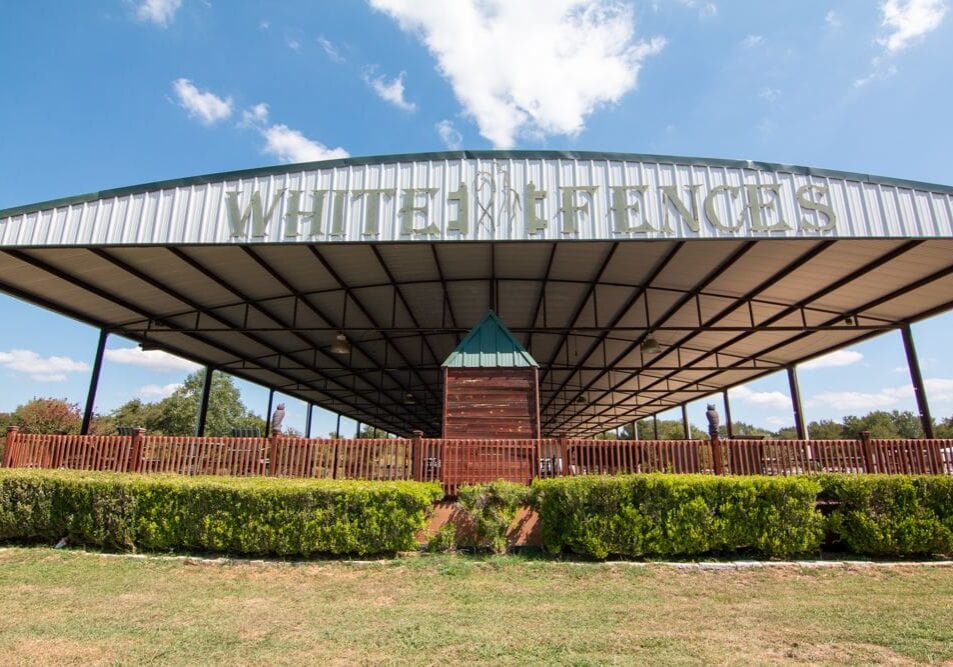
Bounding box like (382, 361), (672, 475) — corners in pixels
(442, 311), (539, 368)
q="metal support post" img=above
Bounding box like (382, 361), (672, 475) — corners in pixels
(335, 413), (342, 439)
(305, 403), (313, 438)
(722, 390), (734, 439)
(787, 366), (807, 440)
(901, 323), (935, 438)
(682, 404), (691, 439)
(355, 420), (362, 438)
(81, 329), (108, 435)
(631, 420), (639, 441)
(653, 414), (659, 440)
(265, 388), (275, 435)
(196, 367), (214, 436)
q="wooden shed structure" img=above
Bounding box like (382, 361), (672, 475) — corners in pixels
(442, 311), (541, 439)
(439, 311), (542, 488)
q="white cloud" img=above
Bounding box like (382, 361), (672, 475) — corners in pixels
(436, 119), (463, 150)
(825, 10), (842, 28)
(879, 0), (947, 53)
(287, 38), (301, 51)
(260, 124), (350, 163)
(172, 78), (233, 124)
(105, 346), (200, 373)
(810, 387), (909, 411)
(318, 36), (345, 62)
(765, 415), (791, 427)
(0, 349), (89, 382)
(364, 70), (417, 112)
(809, 377), (953, 411)
(239, 103), (349, 163)
(137, 383), (182, 400)
(853, 59), (898, 87)
(740, 34), (764, 48)
(855, 1), (947, 87)
(664, 0), (717, 18)
(925, 377), (953, 402)
(758, 87), (781, 103)
(370, 0), (665, 148)
(799, 349), (864, 370)
(136, 0), (181, 26)
(809, 378), (953, 412)
(730, 385), (791, 410)
(260, 20), (271, 30)
(241, 102), (270, 126)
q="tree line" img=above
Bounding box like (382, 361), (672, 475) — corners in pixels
(0, 370), (267, 437)
(610, 409), (953, 440)
(2, 370), (951, 441)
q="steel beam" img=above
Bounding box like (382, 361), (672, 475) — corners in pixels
(549, 240), (757, 423)
(81, 329), (108, 435)
(196, 367), (214, 436)
(787, 366), (807, 440)
(165, 248), (416, 431)
(566, 240), (921, 432)
(901, 323), (935, 438)
(722, 390), (734, 438)
(538, 242), (619, 390)
(541, 242), (684, 413)
(305, 246), (441, 413)
(265, 388), (275, 435)
(305, 403), (313, 438)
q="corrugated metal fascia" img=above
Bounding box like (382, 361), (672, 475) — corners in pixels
(4, 149), (953, 219)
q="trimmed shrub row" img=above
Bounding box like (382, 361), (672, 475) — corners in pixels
(818, 474), (953, 557)
(532, 474), (824, 559)
(0, 469), (442, 556)
(532, 474), (953, 559)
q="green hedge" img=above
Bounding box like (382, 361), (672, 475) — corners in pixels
(0, 469), (442, 556)
(532, 474), (825, 559)
(818, 474), (953, 557)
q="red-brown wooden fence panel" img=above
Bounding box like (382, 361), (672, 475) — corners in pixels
(562, 439), (706, 475)
(4, 428), (953, 498)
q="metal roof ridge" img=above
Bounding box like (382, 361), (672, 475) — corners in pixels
(442, 310), (539, 368)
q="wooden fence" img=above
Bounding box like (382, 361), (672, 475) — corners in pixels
(3, 427), (952, 495)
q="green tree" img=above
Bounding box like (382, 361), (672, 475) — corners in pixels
(805, 419), (845, 439)
(842, 410), (923, 438)
(104, 371), (265, 436)
(10, 398), (82, 434)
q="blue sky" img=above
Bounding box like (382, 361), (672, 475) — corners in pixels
(1, 0), (952, 435)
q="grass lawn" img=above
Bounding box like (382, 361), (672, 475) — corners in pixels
(0, 548), (951, 665)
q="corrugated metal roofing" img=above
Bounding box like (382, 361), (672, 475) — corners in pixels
(442, 310), (539, 368)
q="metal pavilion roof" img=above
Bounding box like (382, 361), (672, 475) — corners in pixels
(2, 151), (953, 437)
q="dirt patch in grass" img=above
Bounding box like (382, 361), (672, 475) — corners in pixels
(1, 549), (952, 664)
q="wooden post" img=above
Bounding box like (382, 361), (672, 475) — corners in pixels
(412, 430), (424, 481)
(127, 428), (144, 473)
(710, 430), (725, 475)
(559, 437), (570, 476)
(3, 426), (19, 468)
(928, 439), (943, 474)
(859, 431), (876, 474)
(269, 431), (280, 476)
